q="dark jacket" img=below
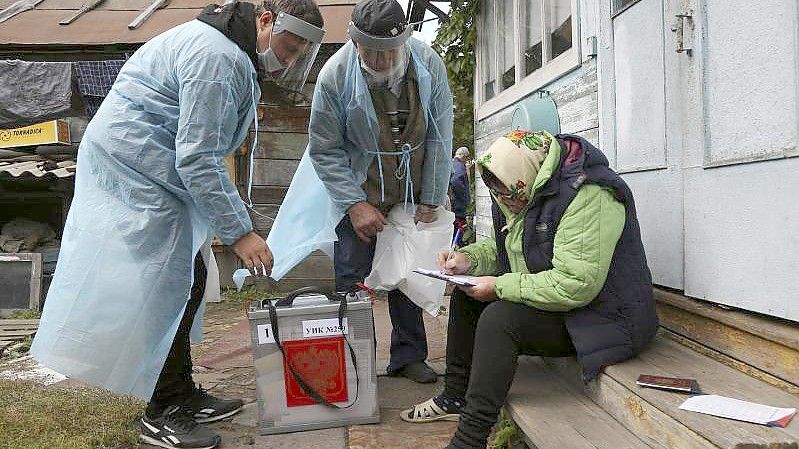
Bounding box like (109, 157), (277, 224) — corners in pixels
(493, 135), (658, 381)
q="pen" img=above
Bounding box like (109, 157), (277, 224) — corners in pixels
(445, 227), (462, 272)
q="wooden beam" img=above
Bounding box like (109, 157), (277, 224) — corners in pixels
(58, 0), (105, 25)
(0, 0), (46, 24)
(655, 289), (799, 388)
(128, 0), (170, 30)
(0, 329), (36, 338)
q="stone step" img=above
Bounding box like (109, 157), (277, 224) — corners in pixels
(545, 334), (799, 449)
(506, 356), (656, 449)
(655, 289), (799, 390)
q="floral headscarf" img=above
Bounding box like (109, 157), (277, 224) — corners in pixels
(476, 130), (555, 201)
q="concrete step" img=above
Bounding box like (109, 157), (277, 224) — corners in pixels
(505, 357), (657, 449)
(545, 334), (799, 449)
(655, 289), (799, 391)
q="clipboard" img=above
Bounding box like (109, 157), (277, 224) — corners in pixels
(412, 268), (477, 287)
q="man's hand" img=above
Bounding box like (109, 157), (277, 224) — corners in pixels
(232, 231), (273, 276)
(461, 276), (498, 302)
(414, 204), (437, 223)
(348, 201), (387, 242)
(436, 249), (470, 275)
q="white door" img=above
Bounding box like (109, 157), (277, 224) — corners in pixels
(599, 0), (685, 289)
(679, 0), (799, 320)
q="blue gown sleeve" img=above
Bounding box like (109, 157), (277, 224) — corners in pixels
(308, 76), (368, 213)
(174, 52), (254, 245)
(420, 53), (454, 207)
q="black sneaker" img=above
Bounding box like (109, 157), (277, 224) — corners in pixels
(184, 385), (244, 423)
(140, 405), (220, 449)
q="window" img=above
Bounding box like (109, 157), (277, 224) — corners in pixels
(499, 0), (516, 91)
(477, 0), (581, 119)
(549, 0), (573, 60)
(523, 0), (544, 76)
(480, 1), (496, 101)
(612, 0), (643, 17)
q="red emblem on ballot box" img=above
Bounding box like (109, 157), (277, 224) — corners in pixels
(283, 336), (349, 407)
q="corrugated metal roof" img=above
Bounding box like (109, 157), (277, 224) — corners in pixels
(0, 159), (76, 179)
(0, 0), (356, 46)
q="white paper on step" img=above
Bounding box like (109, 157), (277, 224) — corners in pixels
(679, 394), (796, 427)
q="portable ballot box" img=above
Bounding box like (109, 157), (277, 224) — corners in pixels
(247, 288), (380, 434)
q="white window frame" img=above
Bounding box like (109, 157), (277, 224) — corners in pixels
(476, 0), (582, 121)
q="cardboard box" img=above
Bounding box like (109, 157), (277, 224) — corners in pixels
(0, 120), (71, 149)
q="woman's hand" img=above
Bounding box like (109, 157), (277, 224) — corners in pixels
(437, 249), (470, 274)
(461, 276), (498, 302)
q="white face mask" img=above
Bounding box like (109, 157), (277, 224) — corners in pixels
(359, 50), (408, 87)
(258, 44), (285, 74)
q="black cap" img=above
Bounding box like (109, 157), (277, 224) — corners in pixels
(351, 0), (407, 38)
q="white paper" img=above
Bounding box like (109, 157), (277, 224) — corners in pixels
(679, 394), (796, 426)
(302, 318), (349, 338)
(256, 323), (276, 344)
(412, 268), (477, 287)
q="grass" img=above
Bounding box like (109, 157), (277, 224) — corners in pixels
(0, 380), (143, 449)
(0, 336), (32, 362)
(0, 289), (272, 448)
(489, 411), (529, 449)
(5, 309), (41, 320)
(1, 310), (40, 361)
(216, 286), (281, 312)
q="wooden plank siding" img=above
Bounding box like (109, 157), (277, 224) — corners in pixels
(238, 80), (335, 291)
(472, 59), (600, 239)
(224, 43), (344, 291)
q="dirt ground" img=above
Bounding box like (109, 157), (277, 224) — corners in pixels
(0, 289), (468, 449)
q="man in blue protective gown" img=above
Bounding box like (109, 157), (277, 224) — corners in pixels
(29, 1), (325, 448)
(308, 0), (453, 383)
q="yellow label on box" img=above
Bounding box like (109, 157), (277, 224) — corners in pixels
(0, 120), (71, 149)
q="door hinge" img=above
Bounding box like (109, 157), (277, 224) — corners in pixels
(671, 12), (694, 56)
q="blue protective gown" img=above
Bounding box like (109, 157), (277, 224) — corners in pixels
(30, 20), (258, 400)
(265, 37), (454, 280)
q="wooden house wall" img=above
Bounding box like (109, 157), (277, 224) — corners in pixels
(237, 44), (343, 292)
(472, 58), (600, 240)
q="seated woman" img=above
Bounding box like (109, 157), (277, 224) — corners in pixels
(401, 130), (658, 449)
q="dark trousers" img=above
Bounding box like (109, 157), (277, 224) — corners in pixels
(146, 252), (206, 416)
(334, 215), (428, 372)
(445, 289), (576, 449)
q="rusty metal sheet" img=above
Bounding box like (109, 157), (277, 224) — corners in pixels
(0, 3), (354, 46)
(0, 0), (355, 11)
(0, 9), (197, 45)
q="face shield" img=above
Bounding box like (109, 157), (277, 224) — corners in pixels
(262, 12), (325, 92)
(348, 21), (412, 88)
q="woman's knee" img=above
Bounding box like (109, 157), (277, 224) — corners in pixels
(474, 301), (520, 339)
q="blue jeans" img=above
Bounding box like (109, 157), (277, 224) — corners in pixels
(334, 215), (428, 372)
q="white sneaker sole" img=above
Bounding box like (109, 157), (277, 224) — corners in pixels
(400, 412), (460, 423)
(139, 434), (218, 449)
(194, 405), (243, 424)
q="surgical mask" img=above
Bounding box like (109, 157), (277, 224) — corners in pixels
(359, 45), (409, 88)
(258, 43), (285, 74)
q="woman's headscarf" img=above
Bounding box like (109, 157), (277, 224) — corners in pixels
(476, 130), (557, 201)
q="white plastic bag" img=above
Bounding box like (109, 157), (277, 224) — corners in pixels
(364, 205), (455, 316)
